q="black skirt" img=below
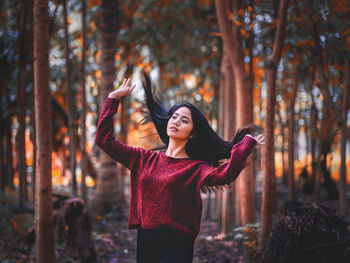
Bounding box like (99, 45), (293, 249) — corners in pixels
(136, 227), (194, 263)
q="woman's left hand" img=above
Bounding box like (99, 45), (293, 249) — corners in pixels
(251, 134), (265, 146)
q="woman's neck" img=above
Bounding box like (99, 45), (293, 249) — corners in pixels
(165, 138), (189, 158)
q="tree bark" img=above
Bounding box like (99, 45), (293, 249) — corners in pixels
(309, 84), (319, 190)
(63, 0), (77, 197)
(33, 0), (55, 262)
(90, 0), (124, 215)
(276, 102), (287, 184)
(31, 80), (36, 203)
(0, 117), (4, 192)
(118, 63), (134, 203)
(260, 0), (289, 249)
(339, 59), (349, 215)
(28, 0), (35, 204)
(287, 64), (300, 200)
(220, 51), (236, 235)
(215, 0), (255, 226)
(18, 0), (30, 208)
(217, 56), (225, 230)
(79, 0), (88, 204)
(6, 117), (14, 189)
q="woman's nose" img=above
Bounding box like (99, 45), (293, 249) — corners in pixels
(173, 119), (180, 126)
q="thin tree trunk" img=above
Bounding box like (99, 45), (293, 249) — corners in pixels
(310, 22), (350, 139)
(282, 126), (287, 184)
(0, 117), (4, 192)
(217, 56), (225, 229)
(6, 117), (14, 189)
(31, 80), (36, 203)
(317, 106), (337, 200)
(276, 102), (287, 184)
(339, 59), (349, 215)
(63, 0), (77, 197)
(304, 121), (310, 166)
(79, 0), (88, 204)
(18, 0), (29, 208)
(28, 0), (35, 204)
(260, 0), (289, 249)
(220, 51), (236, 235)
(309, 85), (318, 189)
(119, 64), (134, 203)
(287, 64), (300, 200)
(314, 108), (324, 201)
(33, 0), (55, 262)
(91, 0), (124, 215)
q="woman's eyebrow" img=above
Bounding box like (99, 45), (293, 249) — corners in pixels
(173, 112), (191, 120)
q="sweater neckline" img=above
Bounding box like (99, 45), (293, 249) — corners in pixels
(159, 151), (191, 162)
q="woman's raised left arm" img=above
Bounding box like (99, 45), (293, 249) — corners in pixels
(199, 134), (264, 187)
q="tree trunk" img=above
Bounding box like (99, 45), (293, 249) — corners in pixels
(260, 0), (289, 249)
(118, 63), (134, 203)
(27, 0), (35, 203)
(220, 51), (236, 235)
(311, 22), (350, 139)
(33, 0), (55, 262)
(314, 107), (325, 201)
(287, 64), (300, 200)
(79, 0), (88, 204)
(276, 102), (287, 184)
(217, 56), (225, 230)
(91, 0), (124, 215)
(6, 117), (14, 189)
(339, 59), (349, 215)
(63, 0), (77, 197)
(31, 81), (36, 203)
(18, 0), (30, 208)
(215, 0), (255, 226)
(309, 84), (319, 190)
(318, 107), (338, 200)
(0, 117), (4, 192)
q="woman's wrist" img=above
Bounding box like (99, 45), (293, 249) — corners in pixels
(246, 134), (265, 146)
(107, 94), (120, 99)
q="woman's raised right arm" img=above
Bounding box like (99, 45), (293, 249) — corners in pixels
(95, 78), (141, 170)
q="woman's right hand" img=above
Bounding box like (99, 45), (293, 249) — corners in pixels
(108, 78), (136, 99)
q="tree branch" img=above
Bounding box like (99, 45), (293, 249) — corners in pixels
(310, 19), (350, 140)
(215, 0), (236, 58)
(313, 79), (350, 140)
(270, 0), (289, 65)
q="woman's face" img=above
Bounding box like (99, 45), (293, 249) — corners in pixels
(167, 106), (194, 141)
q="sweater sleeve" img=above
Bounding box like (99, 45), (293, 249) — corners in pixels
(95, 97), (144, 170)
(198, 135), (257, 187)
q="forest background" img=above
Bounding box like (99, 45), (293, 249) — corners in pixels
(0, 0), (349, 262)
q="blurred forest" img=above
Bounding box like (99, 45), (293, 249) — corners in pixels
(0, 0), (349, 262)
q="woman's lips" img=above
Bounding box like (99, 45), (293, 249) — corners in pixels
(169, 126), (178, 132)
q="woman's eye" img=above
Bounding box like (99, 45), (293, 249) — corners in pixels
(182, 119), (189, 124)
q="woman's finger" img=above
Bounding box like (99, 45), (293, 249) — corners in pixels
(130, 85), (136, 92)
(259, 137), (265, 144)
(125, 78), (131, 88)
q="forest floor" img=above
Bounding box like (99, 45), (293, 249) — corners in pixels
(1, 179), (349, 263)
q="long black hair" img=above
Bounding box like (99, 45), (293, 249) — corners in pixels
(140, 70), (253, 167)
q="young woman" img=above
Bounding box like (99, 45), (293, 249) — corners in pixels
(95, 72), (265, 263)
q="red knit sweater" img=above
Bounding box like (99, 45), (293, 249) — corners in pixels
(95, 98), (256, 243)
